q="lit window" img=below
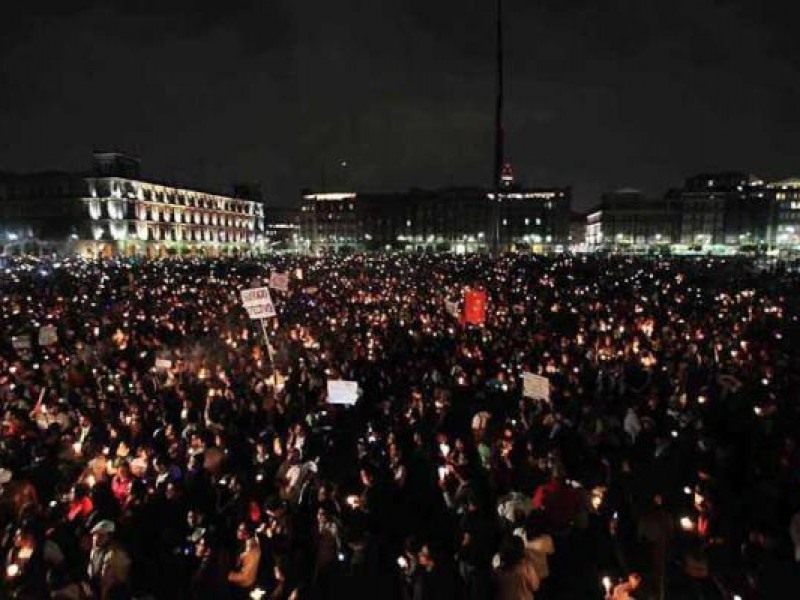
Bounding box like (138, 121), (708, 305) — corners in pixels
(525, 218), (530, 225)
(502, 219), (508, 226)
(536, 218), (542, 226)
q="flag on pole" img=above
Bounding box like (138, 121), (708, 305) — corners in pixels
(461, 289), (488, 325)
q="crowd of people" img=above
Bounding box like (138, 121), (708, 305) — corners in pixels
(0, 252), (799, 599)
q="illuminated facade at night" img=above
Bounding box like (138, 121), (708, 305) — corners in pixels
(585, 189), (678, 252)
(768, 179), (800, 251)
(676, 172), (770, 249)
(299, 185), (572, 254)
(0, 152), (265, 257)
(584, 173), (800, 256)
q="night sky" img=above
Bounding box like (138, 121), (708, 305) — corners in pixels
(2, 0), (800, 210)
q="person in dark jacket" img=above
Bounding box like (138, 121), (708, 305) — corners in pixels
(191, 534), (231, 600)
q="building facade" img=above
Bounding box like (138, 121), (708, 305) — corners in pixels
(0, 152), (265, 257)
(586, 189), (677, 252)
(768, 179), (800, 252)
(677, 172), (770, 249)
(299, 184), (571, 254)
(263, 206), (301, 251)
(585, 173), (793, 256)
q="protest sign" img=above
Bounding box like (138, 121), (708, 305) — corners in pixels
(522, 372), (550, 402)
(445, 299), (460, 319)
(241, 287), (276, 319)
(269, 271), (289, 293)
(155, 358), (173, 371)
(38, 325), (58, 346)
(326, 379), (359, 405)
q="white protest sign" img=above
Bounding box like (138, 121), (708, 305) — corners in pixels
(155, 358), (173, 371)
(38, 325), (58, 346)
(326, 380), (359, 405)
(522, 372), (550, 402)
(269, 271), (289, 293)
(445, 299), (460, 319)
(241, 287), (276, 319)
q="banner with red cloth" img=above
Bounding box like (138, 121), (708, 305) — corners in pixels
(461, 289), (487, 325)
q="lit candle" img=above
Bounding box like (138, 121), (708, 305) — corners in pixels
(602, 576), (612, 594)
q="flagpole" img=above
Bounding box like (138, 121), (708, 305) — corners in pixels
(491, 0), (504, 256)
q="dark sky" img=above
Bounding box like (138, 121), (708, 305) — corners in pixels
(2, 0), (800, 210)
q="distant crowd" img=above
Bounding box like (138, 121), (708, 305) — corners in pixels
(1, 253), (799, 599)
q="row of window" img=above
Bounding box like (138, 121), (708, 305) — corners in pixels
(88, 180), (261, 215)
(85, 199), (263, 230)
(97, 222), (259, 244)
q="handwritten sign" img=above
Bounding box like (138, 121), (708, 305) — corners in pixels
(522, 372), (550, 402)
(241, 287), (276, 319)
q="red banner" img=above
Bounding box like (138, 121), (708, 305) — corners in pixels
(461, 289), (487, 325)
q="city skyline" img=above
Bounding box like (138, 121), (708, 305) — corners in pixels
(3, 1), (800, 210)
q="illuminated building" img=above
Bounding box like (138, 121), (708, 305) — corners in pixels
(767, 179), (800, 252)
(299, 184), (571, 254)
(299, 192), (360, 253)
(263, 206), (301, 251)
(586, 189), (678, 252)
(676, 172), (769, 250)
(586, 174), (781, 255)
(568, 211), (587, 251)
(0, 152), (265, 257)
